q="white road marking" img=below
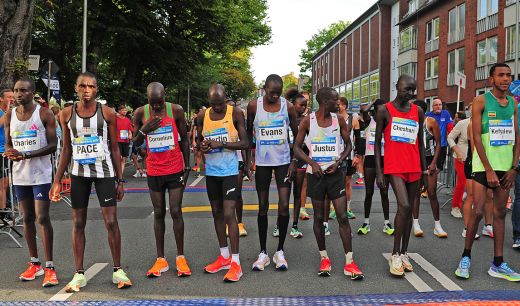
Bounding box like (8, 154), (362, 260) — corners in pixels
(408, 253), (463, 291)
(382, 253), (433, 292)
(48, 263), (109, 301)
(189, 175), (205, 187)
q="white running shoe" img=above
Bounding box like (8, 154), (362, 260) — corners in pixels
(461, 229), (480, 239)
(413, 223), (424, 237)
(389, 254), (404, 276)
(132, 171), (142, 178)
(434, 226), (448, 238)
(482, 225), (494, 238)
(451, 207), (463, 218)
(272, 250), (288, 270)
(252, 252), (270, 271)
(400, 253), (413, 272)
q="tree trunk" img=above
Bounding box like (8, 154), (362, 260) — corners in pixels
(0, 0), (35, 89)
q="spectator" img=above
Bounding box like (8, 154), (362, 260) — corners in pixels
(447, 111), (468, 219)
(426, 99), (453, 171)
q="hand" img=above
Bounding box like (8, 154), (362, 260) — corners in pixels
(324, 162), (339, 175)
(286, 161), (296, 182)
(427, 163), (437, 176)
(116, 182), (124, 202)
(200, 140), (212, 153)
(141, 117), (162, 134)
(455, 152), (464, 163)
(49, 182), (62, 202)
(3, 149), (23, 161)
(500, 169), (516, 190)
(205, 140), (223, 150)
(376, 172), (386, 189)
(486, 169), (500, 188)
(310, 161), (324, 178)
(244, 162), (253, 181)
(421, 173), (429, 191)
(352, 155), (360, 167)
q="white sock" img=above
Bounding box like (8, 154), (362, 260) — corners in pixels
(319, 250), (328, 259)
(323, 222), (328, 227)
(231, 254), (240, 265)
(347, 201), (352, 210)
(30, 257), (39, 264)
(434, 220), (442, 230)
(176, 255), (185, 259)
(364, 218), (370, 225)
(413, 219), (420, 226)
(220, 247), (230, 259)
(345, 252), (353, 265)
(45, 261), (54, 268)
(384, 220), (390, 225)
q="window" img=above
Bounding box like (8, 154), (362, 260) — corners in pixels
(425, 57), (439, 90)
(424, 96), (438, 111)
(506, 26), (520, 60)
(408, 0), (418, 14)
(399, 26), (417, 53)
(360, 77), (370, 103)
(477, 36), (498, 67)
(448, 4), (465, 44)
(370, 73), (379, 102)
(426, 18), (439, 42)
(352, 80), (360, 101)
(398, 62), (417, 78)
(476, 88), (490, 96)
(478, 0), (498, 20)
(346, 82), (353, 101)
(448, 48), (465, 85)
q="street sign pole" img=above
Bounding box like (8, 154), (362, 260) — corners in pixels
(47, 60), (52, 102)
(456, 81), (461, 112)
(82, 0), (87, 72)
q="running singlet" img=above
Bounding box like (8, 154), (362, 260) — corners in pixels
(253, 96), (291, 166)
(365, 116), (384, 156)
(10, 104), (52, 185)
(339, 113), (354, 160)
(202, 105), (239, 177)
(144, 102), (184, 176)
(472, 92), (515, 172)
(305, 112), (341, 173)
(68, 102), (115, 178)
(384, 102), (421, 174)
(116, 115), (133, 143)
(424, 118), (435, 157)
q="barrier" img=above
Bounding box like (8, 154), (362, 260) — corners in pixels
(0, 157), (23, 247)
(438, 149), (456, 208)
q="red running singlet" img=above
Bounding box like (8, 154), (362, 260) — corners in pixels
(383, 102), (421, 176)
(144, 103), (184, 176)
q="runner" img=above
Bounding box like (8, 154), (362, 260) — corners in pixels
(356, 99), (394, 236)
(375, 75), (427, 276)
(132, 82), (191, 278)
(116, 105), (133, 178)
(50, 72), (132, 291)
(246, 74), (298, 271)
(5, 78), (58, 287)
(455, 63), (520, 281)
(197, 84), (248, 282)
(412, 100), (448, 238)
(293, 86), (363, 279)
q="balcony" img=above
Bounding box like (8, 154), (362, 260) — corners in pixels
(476, 13), (498, 34)
(448, 28), (465, 45)
(424, 77), (438, 91)
(506, 52), (517, 61)
(425, 38), (439, 53)
(475, 66), (488, 81)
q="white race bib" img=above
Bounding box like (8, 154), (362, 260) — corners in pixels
(311, 136), (338, 163)
(204, 127), (229, 154)
(72, 136), (105, 164)
(258, 120), (287, 145)
(390, 117), (418, 144)
(12, 130), (41, 152)
(147, 125), (175, 153)
(368, 127), (385, 145)
(120, 130), (129, 140)
(489, 119), (515, 146)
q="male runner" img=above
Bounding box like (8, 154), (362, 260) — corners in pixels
(133, 82), (191, 278)
(116, 105), (133, 177)
(293, 87), (363, 279)
(455, 63), (520, 281)
(5, 78), (58, 286)
(356, 99), (394, 236)
(375, 75), (427, 276)
(50, 72), (132, 291)
(197, 84), (248, 282)
(246, 74), (298, 270)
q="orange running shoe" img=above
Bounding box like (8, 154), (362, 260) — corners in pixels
(19, 262), (43, 281)
(318, 258), (331, 276)
(223, 262), (243, 282)
(176, 256), (192, 277)
(42, 268), (59, 287)
(204, 256), (231, 274)
(344, 261), (364, 280)
(147, 258), (169, 277)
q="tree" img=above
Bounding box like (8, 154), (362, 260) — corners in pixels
(282, 73), (299, 96)
(0, 1), (35, 89)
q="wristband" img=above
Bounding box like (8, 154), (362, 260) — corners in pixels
(139, 129), (146, 136)
(115, 178), (124, 184)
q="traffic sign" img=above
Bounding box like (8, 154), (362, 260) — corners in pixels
(28, 55), (40, 71)
(455, 72), (466, 89)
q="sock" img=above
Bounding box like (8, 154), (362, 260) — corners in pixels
(434, 220), (442, 229)
(384, 220), (390, 225)
(413, 219), (420, 226)
(176, 255), (185, 259)
(345, 252), (353, 265)
(292, 222), (298, 228)
(462, 248), (471, 258)
(258, 214), (268, 253)
(277, 215), (290, 251)
(364, 218), (370, 225)
(45, 261), (54, 268)
(220, 247), (230, 259)
(323, 221), (328, 227)
(493, 256), (503, 267)
(319, 250), (328, 259)
(485, 224), (492, 228)
(30, 257), (40, 265)
(347, 201), (352, 211)
(77, 270), (85, 274)
(113, 266), (121, 272)
(231, 254), (240, 265)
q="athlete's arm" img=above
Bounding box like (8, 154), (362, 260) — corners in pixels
(429, 118), (441, 174)
(472, 95), (499, 187)
(418, 107), (428, 190)
(333, 115), (353, 173)
(244, 99), (256, 176)
(286, 102), (299, 179)
(104, 105), (124, 200)
(374, 106), (388, 189)
(29, 107), (58, 158)
(293, 116), (322, 177)
(501, 103), (520, 189)
(3, 107), (13, 152)
(195, 110), (206, 152)
(174, 104), (190, 170)
(227, 107), (248, 150)
(50, 107), (73, 201)
(447, 119), (464, 161)
(132, 107), (145, 146)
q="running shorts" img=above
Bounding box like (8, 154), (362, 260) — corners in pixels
(363, 155), (384, 169)
(464, 159), (472, 180)
(118, 142), (130, 158)
(307, 170), (346, 201)
(70, 175), (116, 208)
(472, 171), (507, 189)
(147, 172), (184, 192)
(388, 172), (422, 183)
(255, 164), (291, 191)
(14, 184), (51, 201)
(340, 159), (357, 176)
(206, 175), (240, 201)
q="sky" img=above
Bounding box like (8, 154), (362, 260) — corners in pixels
(251, 0), (378, 84)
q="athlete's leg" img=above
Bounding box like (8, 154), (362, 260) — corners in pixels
(484, 190), (494, 226)
(380, 177), (391, 221)
(20, 198), (38, 259)
(388, 175), (414, 254)
(426, 172), (441, 221)
(346, 175), (353, 208)
(332, 196), (352, 253)
(312, 198), (326, 251)
(210, 198), (227, 249)
(363, 168), (376, 219)
(255, 166), (271, 253)
(491, 187), (510, 258)
(224, 199), (239, 254)
(452, 160), (466, 209)
(301, 174), (308, 209)
(464, 180), (488, 252)
(236, 169), (244, 224)
(35, 199), (53, 262)
(463, 179), (473, 229)
(168, 187), (185, 255)
(100, 206), (121, 267)
(401, 180), (421, 254)
(71, 208), (88, 270)
(149, 190), (167, 257)
(292, 169), (305, 225)
(274, 165), (291, 251)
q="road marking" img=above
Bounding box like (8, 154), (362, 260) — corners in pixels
(181, 203), (294, 213)
(48, 263), (108, 301)
(408, 253), (463, 291)
(382, 253), (433, 292)
(189, 175), (205, 187)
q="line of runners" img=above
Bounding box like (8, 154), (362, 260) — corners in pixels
(6, 62), (520, 293)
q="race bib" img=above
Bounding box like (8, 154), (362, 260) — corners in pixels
(390, 117), (418, 144)
(258, 120), (287, 145)
(489, 119), (515, 146)
(120, 130), (129, 140)
(288, 129), (294, 144)
(72, 136), (104, 164)
(368, 127), (384, 145)
(147, 125), (175, 153)
(204, 127), (229, 154)
(12, 130), (41, 152)
(311, 136), (338, 162)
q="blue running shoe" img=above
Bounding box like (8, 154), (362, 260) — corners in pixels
(455, 256), (470, 279)
(488, 262), (520, 282)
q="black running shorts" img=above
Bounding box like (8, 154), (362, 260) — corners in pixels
(147, 172), (184, 192)
(307, 170), (346, 201)
(206, 175), (240, 201)
(71, 175), (117, 209)
(255, 164), (291, 191)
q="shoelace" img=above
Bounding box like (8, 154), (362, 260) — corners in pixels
(460, 258), (470, 269)
(499, 263), (514, 273)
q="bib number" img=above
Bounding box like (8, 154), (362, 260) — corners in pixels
(12, 130), (40, 152)
(390, 118), (418, 144)
(72, 136), (104, 164)
(120, 130), (129, 140)
(489, 119), (515, 146)
(204, 127), (229, 154)
(258, 120), (287, 145)
(311, 136), (338, 162)
(148, 125), (175, 153)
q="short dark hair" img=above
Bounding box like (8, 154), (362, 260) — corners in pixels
(264, 74), (283, 89)
(456, 111), (467, 120)
(16, 77), (36, 91)
(316, 87), (336, 104)
(0, 88), (13, 98)
(338, 96), (348, 107)
(76, 71), (97, 83)
(117, 105), (127, 111)
(489, 63), (511, 77)
(413, 100), (427, 113)
(284, 87), (299, 102)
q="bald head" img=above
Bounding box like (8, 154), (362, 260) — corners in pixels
(147, 82), (165, 103)
(208, 84), (227, 114)
(395, 74), (417, 103)
(432, 98), (443, 114)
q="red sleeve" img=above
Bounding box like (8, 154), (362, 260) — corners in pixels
(447, 122), (454, 135)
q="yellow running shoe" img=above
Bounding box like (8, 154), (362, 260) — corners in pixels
(65, 272), (87, 293)
(113, 268), (132, 289)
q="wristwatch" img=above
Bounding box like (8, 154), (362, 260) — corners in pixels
(115, 178), (124, 184)
(222, 141), (227, 148)
(23, 151), (32, 159)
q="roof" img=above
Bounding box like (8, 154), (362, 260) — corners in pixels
(398, 0), (441, 25)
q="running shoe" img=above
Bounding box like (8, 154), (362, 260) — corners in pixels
(204, 256), (231, 274)
(413, 223), (424, 237)
(272, 226), (279, 237)
(324, 223), (331, 236)
(176, 257), (192, 277)
(223, 262), (243, 282)
(290, 226), (303, 238)
(347, 209), (356, 219)
(357, 223), (370, 235)
(482, 225), (494, 238)
(434, 227), (448, 238)
(273, 250), (288, 270)
(461, 229), (480, 239)
(42, 268), (59, 287)
(299, 208), (310, 220)
(355, 177), (364, 184)
(141, 171), (147, 178)
(65, 272), (87, 293)
(455, 256), (471, 279)
(318, 257), (331, 276)
(252, 252), (270, 271)
(344, 261), (364, 280)
(488, 262), (520, 282)
(400, 253), (413, 272)
(389, 254), (404, 276)
(19, 262), (43, 281)
(383, 223), (395, 235)
(420, 191), (428, 198)
(132, 171), (142, 178)
(242, 176), (250, 181)
(329, 209), (336, 219)
(451, 207), (463, 218)
(513, 238), (520, 250)
(113, 268), (132, 289)
(238, 223), (248, 237)
(147, 257), (169, 277)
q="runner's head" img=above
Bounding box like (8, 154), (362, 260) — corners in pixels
(294, 94), (308, 116)
(208, 84), (227, 114)
(455, 111), (466, 123)
(316, 87), (339, 113)
(413, 100), (427, 114)
(13, 77), (36, 107)
(0, 88), (14, 110)
(117, 105), (128, 116)
(146, 82), (165, 112)
(75, 72), (98, 103)
(338, 97), (348, 113)
(226, 98), (236, 107)
(432, 98), (442, 114)
(284, 87), (299, 102)
(489, 63), (512, 93)
(264, 74), (283, 104)
(395, 74), (416, 104)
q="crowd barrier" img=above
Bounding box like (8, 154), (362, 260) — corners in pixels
(0, 158), (23, 247)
